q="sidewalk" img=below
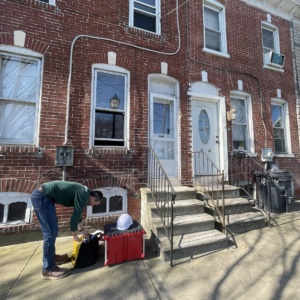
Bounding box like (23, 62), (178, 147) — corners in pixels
(1, 203), (300, 300)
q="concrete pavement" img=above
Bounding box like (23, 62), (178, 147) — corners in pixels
(1, 202), (300, 300)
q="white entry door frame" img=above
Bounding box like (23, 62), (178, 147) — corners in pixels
(149, 92), (178, 177)
(192, 100), (220, 171)
(189, 91), (228, 180)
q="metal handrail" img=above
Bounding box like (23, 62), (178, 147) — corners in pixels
(228, 151), (273, 226)
(147, 147), (176, 267)
(229, 151), (265, 198)
(192, 150), (226, 231)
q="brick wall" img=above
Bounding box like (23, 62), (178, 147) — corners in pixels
(1, 0), (300, 234)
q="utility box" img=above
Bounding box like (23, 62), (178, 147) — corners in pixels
(56, 146), (74, 166)
(103, 221), (146, 266)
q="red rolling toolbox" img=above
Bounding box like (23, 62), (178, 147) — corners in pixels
(103, 220), (146, 266)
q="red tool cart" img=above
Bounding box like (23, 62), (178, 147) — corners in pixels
(103, 220), (146, 266)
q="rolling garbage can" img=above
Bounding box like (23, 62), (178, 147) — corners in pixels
(267, 171), (293, 213)
(253, 170), (293, 213)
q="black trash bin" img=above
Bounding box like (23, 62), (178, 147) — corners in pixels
(267, 171), (293, 213)
(253, 170), (293, 213)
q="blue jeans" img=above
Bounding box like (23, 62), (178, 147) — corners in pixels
(31, 189), (58, 271)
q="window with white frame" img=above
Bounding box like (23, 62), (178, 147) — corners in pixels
(38, 0), (56, 4)
(272, 100), (290, 154)
(0, 53), (41, 145)
(203, 0), (228, 56)
(0, 192), (32, 226)
(129, 0), (160, 34)
(262, 22), (279, 55)
(86, 187), (127, 217)
(230, 94), (254, 152)
(261, 22), (284, 68)
(92, 65), (129, 147)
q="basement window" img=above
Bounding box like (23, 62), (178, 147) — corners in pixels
(0, 192), (32, 226)
(86, 187), (127, 217)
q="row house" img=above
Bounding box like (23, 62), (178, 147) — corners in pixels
(1, 0), (300, 233)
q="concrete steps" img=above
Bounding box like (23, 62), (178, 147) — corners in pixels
(140, 184), (266, 264)
(141, 187), (231, 264)
(223, 211), (267, 234)
(159, 230), (229, 263)
(206, 197), (255, 215)
(198, 187), (266, 235)
(152, 213), (215, 237)
(147, 199), (205, 218)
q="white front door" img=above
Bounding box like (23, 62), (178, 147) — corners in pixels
(192, 100), (220, 175)
(150, 93), (177, 177)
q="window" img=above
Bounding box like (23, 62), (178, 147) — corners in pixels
(129, 0), (160, 34)
(86, 188), (127, 217)
(261, 22), (284, 68)
(262, 23), (279, 55)
(92, 66), (129, 147)
(38, 0), (56, 4)
(230, 94), (254, 152)
(0, 193), (32, 226)
(0, 53), (41, 144)
(272, 101), (290, 154)
(152, 97), (175, 159)
(203, 0), (228, 57)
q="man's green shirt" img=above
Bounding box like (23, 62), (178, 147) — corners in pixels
(42, 181), (91, 232)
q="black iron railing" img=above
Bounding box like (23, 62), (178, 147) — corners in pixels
(228, 151), (273, 226)
(192, 150), (226, 231)
(147, 147), (176, 267)
(229, 151), (265, 199)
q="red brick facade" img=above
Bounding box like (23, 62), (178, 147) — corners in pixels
(1, 0), (299, 232)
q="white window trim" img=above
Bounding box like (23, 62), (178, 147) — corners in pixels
(129, 0), (161, 35)
(86, 187), (127, 217)
(0, 46), (43, 146)
(148, 74), (181, 179)
(261, 21), (280, 53)
(271, 98), (293, 156)
(261, 21), (284, 72)
(39, 0), (56, 5)
(90, 64), (130, 149)
(0, 192), (32, 226)
(203, 0), (229, 58)
(230, 91), (254, 153)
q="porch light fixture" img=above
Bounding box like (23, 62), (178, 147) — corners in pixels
(110, 93), (120, 109)
(227, 106), (237, 122)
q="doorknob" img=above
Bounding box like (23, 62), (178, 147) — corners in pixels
(216, 135), (219, 144)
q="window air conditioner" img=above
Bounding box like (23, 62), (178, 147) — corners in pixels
(264, 51), (285, 68)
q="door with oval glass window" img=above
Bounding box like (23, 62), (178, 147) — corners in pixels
(192, 100), (220, 175)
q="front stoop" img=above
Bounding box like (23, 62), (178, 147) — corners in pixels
(140, 187), (231, 264)
(197, 185), (267, 234)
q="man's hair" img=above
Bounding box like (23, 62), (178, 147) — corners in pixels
(90, 190), (103, 202)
